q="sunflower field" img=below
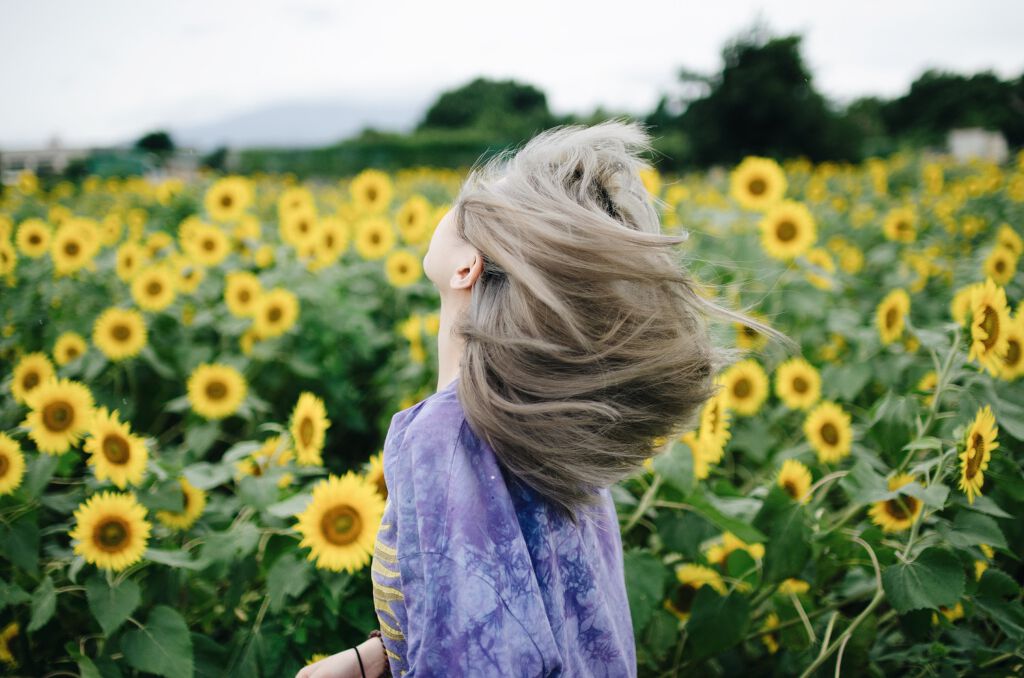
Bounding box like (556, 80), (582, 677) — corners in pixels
(1, 149), (1023, 677)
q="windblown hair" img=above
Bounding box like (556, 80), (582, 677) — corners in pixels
(450, 117), (798, 527)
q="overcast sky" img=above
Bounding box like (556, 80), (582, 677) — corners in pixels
(2, 0), (1022, 149)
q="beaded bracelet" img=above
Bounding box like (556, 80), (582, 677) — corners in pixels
(367, 629), (392, 677)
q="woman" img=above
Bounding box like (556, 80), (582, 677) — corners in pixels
(298, 119), (791, 677)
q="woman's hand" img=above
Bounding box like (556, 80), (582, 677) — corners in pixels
(295, 638), (388, 678)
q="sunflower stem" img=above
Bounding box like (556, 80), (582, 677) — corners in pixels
(622, 474), (663, 534)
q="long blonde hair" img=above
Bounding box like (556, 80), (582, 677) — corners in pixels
(450, 117), (798, 526)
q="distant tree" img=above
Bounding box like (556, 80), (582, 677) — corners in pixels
(647, 21), (860, 168)
(881, 69), (1024, 147)
(201, 146), (230, 172)
(134, 130), (176, 155)
(417, 77), (564, 140)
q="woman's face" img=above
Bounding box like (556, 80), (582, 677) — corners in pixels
(424, 206), (482, 297)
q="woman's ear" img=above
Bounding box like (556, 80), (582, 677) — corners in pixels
(451, 251), (484, 291)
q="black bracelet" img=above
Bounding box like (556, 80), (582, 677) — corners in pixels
(353, 645), (366, 678)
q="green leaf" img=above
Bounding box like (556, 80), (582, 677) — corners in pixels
(0, 579), (31, 612)
(942, 510), (1008, 550)
(122, 605), (194, 678)
(27, 574), (56, 632)
(684, 587), (750, 660)
(184, 420), (220, 457)
(145, 548), (208, 571)
(881, 547), (965, 613)
(164, 394), (192, 413)
(136, 477), (187, 513)
(77, 655), (103, 678)
(685, 490), (767, 544)
(756, 488), (811, 584)
(141, 345), (177, 379)
(839, 458), (890, 504)
(726, 548), (760, 592)
(85, 575), (140, 636)
(238, 475), (279, 509)
(949, 493), (1012, 518)
(0, 508), (40, 575)
(974, 568), (1024, 640)
(21, 453), (59, 499)
(199, 522), (260, 564)
(222, 440), (263, 464)
(623, 549), (669, 635)
(642, 609), (679, 664)
(265, 492), (312, 519)
(652, 439), (694, 494)
(182, 462), (233, 490)
(267, 552), (312, 613)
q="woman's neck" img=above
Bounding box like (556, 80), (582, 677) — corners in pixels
(436, 299), (465, 392)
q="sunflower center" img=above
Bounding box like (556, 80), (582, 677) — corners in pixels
(994, 260), (1005, 273)
(321, 504), (362, 545)
(371, 233), (380, 244)
(268, 306), (282, 323)
(146, 281), (163, 297)
(376, 475), (388, 500)
(112, 324), (131, 341)
(65, 241), (80, 256)
(367, 187), (378, 202)
(23, 370), (40, 390)
(0, 454), (8, 476)
(43, 400), (74, 432)
(94, 517), (130, 551)
(776, 221), (797, 242)
(965, 433), (985, 478)
(300, 417), (314, 447)
(748, 178), (766, 196)
(1005, 338), (1021, 367)
(733, 378), (751, 399)
(66, 346), (80, 359)
(884, 495), (918, 520)
(221, 194), (233, 208)
(671, 584), (698, 614)
(205, 380), (228, 400)
(793, 377), (808, 393)
(896, 221), (909, 234)
(783, 479), (800, 500)
(820, 422), (839, 446)
(202, 238), (215, 251)
(239, 289), (251, 303)
(885, 306), (899, 330)
(326, 234), (335, 247)
(980, 306), (1000, 350)
(103, 434), (131, 464)
(30, 234), (41, 244)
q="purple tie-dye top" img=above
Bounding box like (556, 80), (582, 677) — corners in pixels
(370, 377), (637, 677)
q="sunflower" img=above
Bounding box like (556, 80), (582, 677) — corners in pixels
(385, 249), (422, 288)
(186, 363), (247, 420)
(882, 206), (917, 243)
(83, 406), (148, 488)
(697, 390), (731, 463)
(131, 264), (177, 312)
(0, 239), (16, 277)
(277, 186), (316, 221)
(312, 215), (350, 267)
(931, 602), (965, 626)
(53, 331), (87, 365)
(876, 288), (911, 346)
(204, 176), (253, 222)
(996, 223), (1023, 257)
(950, 282), (983, 327)
(68, 490), (151, 571)
(173, 255), (206, 294)
(100, 213), (124, 246)
(734, 311), (770, 352)
(15, 218), (51, 258)
(663, 564), (728, 623)
(92, 307), (147, 361)
(803, 247), (836, 291)
(365, 449), (387, 500)
(776, 458), (812, 504)
(235, 435), (295, 489)
(290, 391), (331, 465)
(51, 222), (92, 276)
(774, 357), (821, 410)
(997, 314), (1024, 380)
(224, 270), (263, 318)
(974, 543), (995, 581)
(729, 157), (788, 211)
(251, 287), (299, 339)
(349, 169), (394, 215)
(20, 376), (95, 454)
(10, 352), (56, 405)
(115, 242), (148, 282)
(279, 208), (320, 255)
(681, 430), (712, 480)
(189, 223), (232, 267)
(983, 247), (1018, 287)
(354, 217), (396, 261)
(760, 612), (781, 654)
(293, 471), (385, 573)
(0, 432), (27, 495)
(916, 370), (938, 407)
(144, 231), (174, 259)
(155, 477), (207, 531)
(704, 531), (765, 568)
(395, 195), (433, 245)
(803, 400), (853, 464)
(718, 359), (770, 416)
(232, 214), (262, 249)
(0, 621), (19, 669)
(777, 578), (811, 596)
(967, 278), (1012, 377)
(868, 472), (924, 533)
(758, 200), (817, 261)
(958, 404), (999, 505)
